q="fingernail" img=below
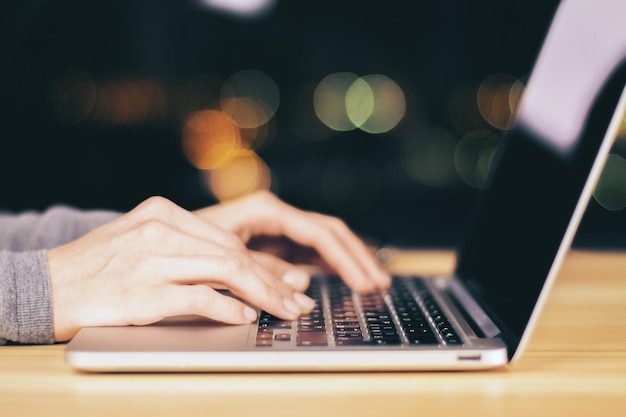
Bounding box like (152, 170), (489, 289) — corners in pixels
(282, 270), (310, 289)
(293, 292), (316, 312)
(244, 307), (258, 322)
(283, 298), (302, 316)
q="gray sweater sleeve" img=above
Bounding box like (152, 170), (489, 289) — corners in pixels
(0, 206), (120, 345)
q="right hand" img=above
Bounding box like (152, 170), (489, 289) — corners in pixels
(47, 196), (315, 342)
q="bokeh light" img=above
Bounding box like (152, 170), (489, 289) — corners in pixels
(221, 96), (267, 129)
(220, 69), (279, 128)
(345, 78), (375, 129)
(181, 109), (241, 170)
(454, 130), (501, 189)
(177, 70), (281, 202)
(347, 74), (406, 134)
(138, 80), (169, 123)
(206, 149), (272, 201)
(238, 118), (276, 151)
(89, 78), (167, 126)
(314, 72), (406, 135)
(593, 153), (626, 211)
(402, 126), (460, 187)
(92, 80), (129, 126)
(477, 73), (524, 131)
(313, 72), (360, 132)
(320, 155), (382, 214)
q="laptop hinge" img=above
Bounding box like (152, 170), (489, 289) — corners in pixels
(448, 277), (501, 339)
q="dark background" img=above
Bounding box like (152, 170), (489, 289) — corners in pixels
(1, 0), (625, 249)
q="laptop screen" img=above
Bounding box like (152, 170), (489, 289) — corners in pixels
(453, 1), (626, 356)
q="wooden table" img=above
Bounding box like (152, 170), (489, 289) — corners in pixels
(1, 250), (625, 416)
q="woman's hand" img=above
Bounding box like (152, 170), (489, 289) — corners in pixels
(195, 191), (390, 292)
(47, 192), (389, 342)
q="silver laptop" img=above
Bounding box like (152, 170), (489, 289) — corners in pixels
(65, 0), (626, 372)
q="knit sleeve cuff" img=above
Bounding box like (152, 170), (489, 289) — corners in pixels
(0, 250), (54, 344)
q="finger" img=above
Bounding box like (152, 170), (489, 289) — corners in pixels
(311, 214), (392, 290)
(146, 254), (315, 320)
(250, 251), (311, 292)
(161, 285), (259, 325)
(253, 197), (390, 291)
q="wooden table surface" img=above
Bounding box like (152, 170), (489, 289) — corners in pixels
(1, 249), (625, 416)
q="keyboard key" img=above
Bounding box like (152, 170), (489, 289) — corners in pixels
(274, 333), (291, 342)
(255, 339), (273, 347)
(297, 331), (328, 346)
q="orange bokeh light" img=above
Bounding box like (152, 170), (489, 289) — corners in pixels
(181, 109), (242, 170)
(207, 149), (272, 201)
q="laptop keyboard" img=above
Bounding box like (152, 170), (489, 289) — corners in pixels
(256, 276), (462, 348)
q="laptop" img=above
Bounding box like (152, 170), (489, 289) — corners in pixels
(65, 0), (626, 372)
